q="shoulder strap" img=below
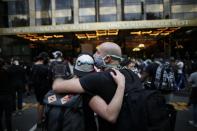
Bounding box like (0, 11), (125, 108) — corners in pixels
(121, 69), (143, 94)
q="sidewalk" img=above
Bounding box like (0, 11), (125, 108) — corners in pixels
(11, 93), (197, 131)
(169, 93), (197, 131)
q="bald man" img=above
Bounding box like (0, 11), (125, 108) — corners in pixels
(93, 42), (122, 70)
(53, 42), (142, 131)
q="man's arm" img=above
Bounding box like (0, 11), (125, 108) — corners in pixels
(53, 78), (85, 93)
(53, 69), (126, 123)
(89, 69), (125, 123)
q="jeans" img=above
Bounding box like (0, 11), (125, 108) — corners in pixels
(13, 89), (23, 111)
(17, 90), (23, 110)
(176, 73), (185, 90)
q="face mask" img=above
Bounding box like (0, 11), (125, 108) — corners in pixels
(93, 54), (105, 68)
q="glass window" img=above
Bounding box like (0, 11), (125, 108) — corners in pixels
(123, 0), (142, 21)
(56, 17), (73, 25)
(171, 0), (197, 4)
(145, 0), (163, 20)
(171, 0), (197, 20)
(35, 0), (51, 11)
(8, 1), (28, 15)
(99, 0), (116, 7)
(56, 0), (72, 10)
(36, 18), (52, 26)
(35, 0), (51, 25)
(146, 0), (163, 4)
(79, 0), (95, 8)
(79, 0), (95, 23)
(99, 0), (117, 22)
(172, 12), (197, 20)
(124, 13), (142, 20)
(7, 0), (29, 27)
(146, 12), (163, 20)
(55, 0), (73, 24)
(79, 16), (96, 23)
(100, 14), (116, 22)
(124, 0), (141, 5)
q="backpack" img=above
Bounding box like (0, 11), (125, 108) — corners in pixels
(154, 63), (177, 91)
(116, 69), (177, 131)
(43, 90), (85, 131)
(30, 64), (51, 90)
(51, 61), (71, 79)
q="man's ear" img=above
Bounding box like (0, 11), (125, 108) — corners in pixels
(104, 55), (112, 63)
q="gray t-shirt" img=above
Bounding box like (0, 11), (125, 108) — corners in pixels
(188, 72), (197, 87)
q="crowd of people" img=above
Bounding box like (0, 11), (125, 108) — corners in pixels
(0, 42), (197, 131)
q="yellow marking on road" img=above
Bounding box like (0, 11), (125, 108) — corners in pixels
(169, 102), (189, 111)
(22, 103), (37, 110)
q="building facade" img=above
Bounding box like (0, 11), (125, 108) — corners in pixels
(0, 0), (197, 60)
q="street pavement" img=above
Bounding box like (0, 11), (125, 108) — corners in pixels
(8, 93), (197, 131)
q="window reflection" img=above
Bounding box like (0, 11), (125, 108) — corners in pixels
(55, 0), (73, 24)
(171, 0), (197, 20)
(7, 0), (29, 27)
(100, 0), (116, 7)
(35, 0), (52, 25)
(171, 0), (197, 4)
(145, 0), (163, 20)
(35, 0), (51, 11)
(99, 0), (117, 22)
(79, 0), (95, 23)
(124, 0), (142, 21)
(56, 0), (72, 10)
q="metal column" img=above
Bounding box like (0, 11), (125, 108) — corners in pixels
(116, 0), (122, 21)
(29, 0), (36, 26)
(73, 0), (79, 24)
(95, 0), (100, 22)
(51, 0), (56, 25)
(163, 0), (171, 19)
(141, 0), (146, 20)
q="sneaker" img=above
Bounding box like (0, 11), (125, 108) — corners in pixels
(188, 120), (197, 128)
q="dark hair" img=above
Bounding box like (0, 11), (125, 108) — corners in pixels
(120, 58), (131, 67)
(37, 52), (49, 64)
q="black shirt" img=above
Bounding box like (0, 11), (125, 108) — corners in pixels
(80, 71), (117, 131)
(0, 68), (12, 95)
(31, 64), (52, 95)
(8, 65), (26, 89)
(80, 69), (142, 131)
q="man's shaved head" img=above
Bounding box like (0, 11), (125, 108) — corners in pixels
(97, 42), (122, 57)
